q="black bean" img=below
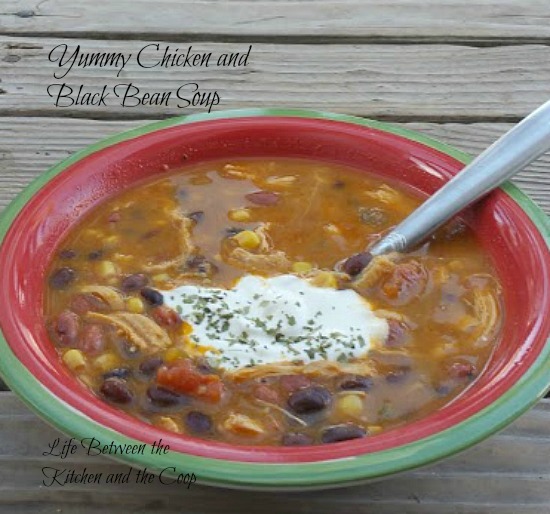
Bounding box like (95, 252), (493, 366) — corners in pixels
(338, 375), (374, 391)
(195, 358), (215, 375)
(187, 211), (205, 224)
(339, 252), (373, 277)
(140, 287), (164, 306)
(435, 384), (453, 396)
(88, 250), (103, 261)
(186, 255), (217, 275)
(359, 207), (388, 227)
(282, 433), (313, 446)
(100, 378), (133, 404)
(147, 386), (185, 407)
(185, 411), (213, 434)
(321, 424), (367, 444)
(59, 249), (77, 260)
(103, 367), (132, 380)
(49, 267), (76, 289)
(224, 227), (243, 238)
(288, 386), (332, 414)
(121, 273), (149, 292)
(139, 357), (164, 376)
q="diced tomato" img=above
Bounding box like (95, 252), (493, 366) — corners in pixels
(157, 359), (223, 403)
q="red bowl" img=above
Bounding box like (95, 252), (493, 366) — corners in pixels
(0, 109), (549, 489)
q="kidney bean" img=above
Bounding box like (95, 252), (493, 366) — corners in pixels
(185, 411), (213, 434)
(245, 191), (279, 206)
(359, 207), (388, 227)
(100, 378), (133, 404)
(121, 273), (149, 292)
(88, 250), (103, 261)
(108, 211), (121, 223)
(70, 293), (106, 315)
(385, 319), (409, 347)
(78, 324), (105, 355)
(103, 367), (132, 380)
(280, 374), (311, 393)
(151, 306), (181, 327)
(340, 252), (373, 277)
(49, 267), (76, 289)
(282, 433), (313, 446)
(288, 386), (331, 414)
(338, 374), (374, 391)
(147, 385), (185, 407)
(54, 310), (80, 346)
(321, 423), (366, 444)
(139, 357), (164, 376)
(449, 362), (477, 379)
(254, 384), (280, 404)
(59, 249), (77, 260)
(140, 287), (164, 306)
(187, 211), (205, 224)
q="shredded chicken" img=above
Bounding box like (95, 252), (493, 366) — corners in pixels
(86, 312), (172, 354)
(228, 358), (376, 382)
(142, 210), (196, 273)
(223, 223), (292, 275)
(353, 253), (399, 291)
(79, 285), (125, 310)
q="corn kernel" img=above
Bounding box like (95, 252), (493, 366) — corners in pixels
(292, 261), (313, 274)
(63, 349), (86, 371)
(96, 260), (118, 278)
(336, 394), (364, 418)
(233, 230), (261, 250)
(156, 416), (181, 433)
(228, 208), (251, 222)
(164, 347), (185, 363)
(153, 273), (171, 284)
(126, 297), (144, 313)
(181, 321), (193, 336)
(324, 223), (340, 235)
(103, 235), (119, 249)
(309, 271), (338, 288)
(78, 373), (94, 388)
(93, 352), (120, 373)
(367, 425), (383, 435)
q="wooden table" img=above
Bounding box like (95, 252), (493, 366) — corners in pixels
(0, 1), (549, 512)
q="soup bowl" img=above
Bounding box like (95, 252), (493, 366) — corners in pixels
(0, 109), (549, 489)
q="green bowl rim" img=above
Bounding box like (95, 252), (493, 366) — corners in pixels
(0, 108), (549, 489)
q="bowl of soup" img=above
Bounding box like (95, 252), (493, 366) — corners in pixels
(0, 109), (549, 489)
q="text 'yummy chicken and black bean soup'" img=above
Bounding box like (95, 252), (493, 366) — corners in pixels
(46, 159), (502, 446)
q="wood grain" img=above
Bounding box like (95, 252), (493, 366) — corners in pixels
(1, 36), (550, 120)
(1, 118), (548, 213)
(0, 392), (547, 512)
(2, 1), (550, 43)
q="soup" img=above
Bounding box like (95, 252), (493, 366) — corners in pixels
(45, 159), (502, 446)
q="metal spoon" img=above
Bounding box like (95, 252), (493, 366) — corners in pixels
(340, 99), (550, 278)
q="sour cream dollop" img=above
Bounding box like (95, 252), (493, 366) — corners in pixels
(164, 274), (388, 370)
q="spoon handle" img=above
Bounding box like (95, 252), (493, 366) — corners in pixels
(368, 99), (550, 257)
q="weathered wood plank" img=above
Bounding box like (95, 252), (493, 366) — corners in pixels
(0, 393), (547, 510)
(1, 118), (548, 213)
(2, 1), (550, 43)
(1, 36), (549, 120)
